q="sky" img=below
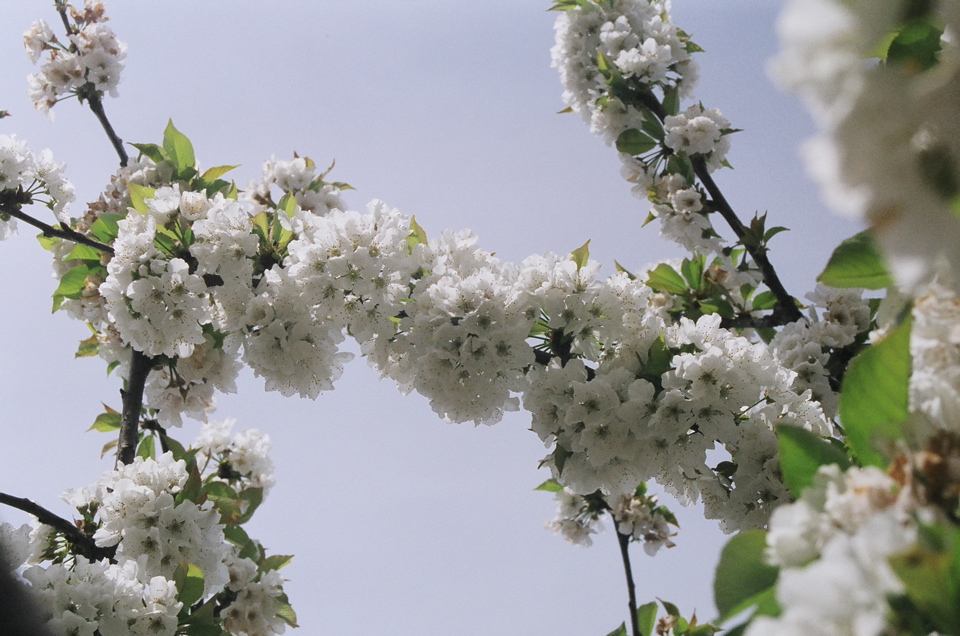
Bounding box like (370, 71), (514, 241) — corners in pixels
(0, 2), (862, 635)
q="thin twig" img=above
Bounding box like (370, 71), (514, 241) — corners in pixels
(116, 349), (153, 467)
(1, 205), (114, 254)
(85, 92), (128, 168)
(0, 492), (114, 563)
(613, 515), (641, 636)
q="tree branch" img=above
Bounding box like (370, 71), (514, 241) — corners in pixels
(612, 515), (641, 636)
(0, 492), (114, 563)
(1, 204), (114, 254)
(116, 349), (153, 467)
(691, 157), (801, 324)
(84, 91), (128, 168)
(634, 87), (802, 326)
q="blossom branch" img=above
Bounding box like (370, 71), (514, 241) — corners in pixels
(635, 88), (801, 326)
(0, 204), (114, 254)
(0, 492), (114, 563)
(116, 349), (153, 467)
(612, 515), (641, 636)
(82, 89), (128, 168)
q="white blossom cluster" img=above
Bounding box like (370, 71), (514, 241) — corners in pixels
(552, 0), (734, 257)
(910, 279), (960, 435)
(35, 162), (837, 529)
(1, 419), (287, 636)
(770, 284), (872, 419)
(0, 134), (75, 237)
(245, 154), (346, 215)
(773, 0), (960, 293)
(194, 418), (277, 493)
(747, 464), (916, 636)
(551, 0), (698, 144)
(24, 1), (126, 115)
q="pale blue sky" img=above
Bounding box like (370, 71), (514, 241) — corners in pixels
(0, 2), (859, 634)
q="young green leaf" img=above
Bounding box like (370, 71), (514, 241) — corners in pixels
(88, 410), (121, 433)
(571, 239), (591, 270)
(605, 623), (628, 636)
(616, 129), (658, 156)
(136, 434), (156, 460)
(817, 231), (893, 290)
(839, 316), (911, 467)
(173, 562), (205, 609)
(776, 425), (852, 498)
(637, 602), (658, 636)
(646, 263), (688, 295)
(200, 165), (240, 181)
(53, 264), (91, 312)
(713, 529), (779, 621)
(127, 183), (157, 216)
(163, 119), (196, 174)
(535, 478), (564, 493)
(407, 215), (428, 249)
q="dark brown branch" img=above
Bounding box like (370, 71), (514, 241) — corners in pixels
(0, 492), (114, 563)
(691, 157), (801, 324)
(84, 92), (128, 168)
(116, 350), (154, 467)
(1, 204), (114, 254)
(613, 515), (641, 636)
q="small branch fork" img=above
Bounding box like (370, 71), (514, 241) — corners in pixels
(0, 492), (114, 563)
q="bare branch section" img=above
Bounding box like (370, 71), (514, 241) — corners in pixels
(613, 515), (641, 636)
(84, 91), (128, 168)
(0, 204), (114, 254)
(0, 492), (114, 563)
(116, 349), (154, 467)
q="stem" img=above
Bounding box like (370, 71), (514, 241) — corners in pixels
(0, 492), (114, 563)
(636, 87), (801, 326)
(613, 516), (641, 636)
(691, 157), (801, 324)
(85, 92), (128, 168)
(0, 205), (114, 254)
(116, 349), (153, 467)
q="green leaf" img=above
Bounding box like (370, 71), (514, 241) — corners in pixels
(817, 231), (893, 290)
(605, 623), (628, 636)
(839, 316), (911, 467)
(65, 243), (103, 262)
(662, 86), (680, 116)
(776, 425), (852, 498)
(223, 524), (251, 548)
(614, 260), (637, 280)
(646, 263), (688, 295)
(277, 192), (298, 218)
(53, 264), (91, 312)
(886, 16), (944, 72)
(129, 142), (168, 165)
(163, 119), (196, 173)
(407, 215), (428, 249)
(260, 554), (294, 572)
(173, 562), (205, 609)
(641, 112), (665, 141)
(681, 255), (705, 292)
(637, 602), (658, 636)
(276, 599), (299, 628)
(127, 183), (157, 216)
(76, 335), (99, 358)
(89, 213), (122, 243)
(535, 479), (564, 493)
(553, 444), (571, 477)
(889, 524), (960, 633)
(200, 165), (239, 181)
(616, 129), (657, 156)
(88, 410), (121, 433)
(136, 434), (156, 460)
(100, 438), (118, 459)
(236, 487), (264, 524)
(751, 290), (777, 311)
(571, 239), (591, 270)
(713, 529), (779, 621)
